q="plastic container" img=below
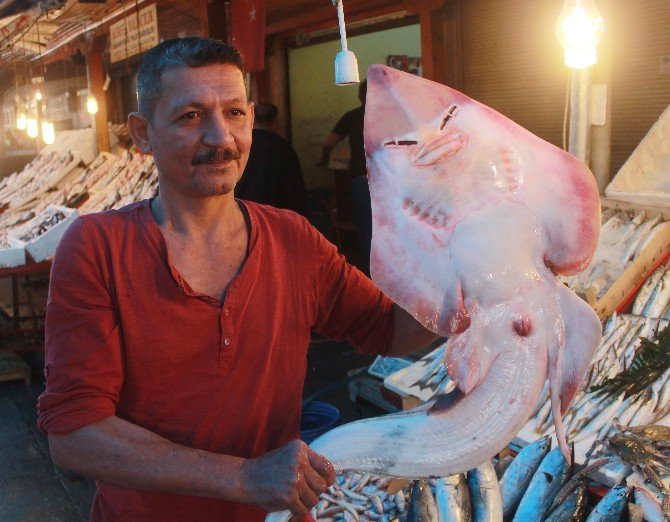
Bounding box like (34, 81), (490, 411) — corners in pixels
(300, 401), (340, 444)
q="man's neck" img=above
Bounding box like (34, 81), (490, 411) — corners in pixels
(151, 189), (244, 242)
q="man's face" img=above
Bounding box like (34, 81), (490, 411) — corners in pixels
(146, 64), (254, 198)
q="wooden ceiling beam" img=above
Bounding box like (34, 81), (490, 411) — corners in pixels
(267, 0), (405, 35)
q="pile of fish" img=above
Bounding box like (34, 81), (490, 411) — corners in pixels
(312, 435), (642, 521)
(0, 149), (159, 265)
(396, 343), (454, 399)
(632, 263), (670, 319)
(77, 151), (158, 214)
(564, 210), (669, 304)
(15, 208), (68, 243)
(310, 472), (407, 521)
(0, 151), (79, 211)
(527, 315), (670, 447)
(598, 423), (670, 521)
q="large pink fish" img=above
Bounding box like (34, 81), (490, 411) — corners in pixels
(267, 66), (601, 520)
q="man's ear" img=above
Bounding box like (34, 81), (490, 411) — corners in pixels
(248, 101), (255, 130)
(127, 112), (152, 153)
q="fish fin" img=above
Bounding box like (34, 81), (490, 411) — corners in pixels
(555, 283), (602, 414)
(369, 241), (469, 336)
(551, 389), (572, 465)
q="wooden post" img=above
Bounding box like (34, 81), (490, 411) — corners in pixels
(265, 35), (290, 139)
(442, 0), (463, 89)
(404, 0), (446, 82)
(199, 0), (229, 41)
(86, 36), (110, 153)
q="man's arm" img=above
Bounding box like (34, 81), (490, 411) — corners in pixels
(386, 303), (440, 357)
(49, 415), (334, 518)
(316, 132), (343, 167)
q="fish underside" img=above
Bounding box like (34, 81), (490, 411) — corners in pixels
(268, 64), (603, 522)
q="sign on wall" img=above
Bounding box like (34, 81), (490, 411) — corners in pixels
(110, 4), (158, 63)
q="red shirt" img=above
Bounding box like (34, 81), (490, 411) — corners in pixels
(38, 199), (394, 521)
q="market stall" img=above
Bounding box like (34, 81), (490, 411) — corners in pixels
(358, 105), (670, 522)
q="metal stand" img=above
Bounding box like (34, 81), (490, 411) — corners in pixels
(568, 68), (591, 162)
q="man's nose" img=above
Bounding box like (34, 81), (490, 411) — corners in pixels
(203, 113), (234, 148)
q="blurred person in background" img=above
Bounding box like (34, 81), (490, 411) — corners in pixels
(318, 81), (370, 275)
(237, 102), (307, 214)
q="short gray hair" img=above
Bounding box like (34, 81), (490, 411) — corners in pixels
(136, 37), (245, 119)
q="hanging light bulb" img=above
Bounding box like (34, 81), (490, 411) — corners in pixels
(86, 94), (98, 114)
(556, 0), (604, 69)
(26, 116), (39, 138)
(16, 111), (27, 131)
(42, 121), (55, 144)
(35, 90), (43, 101)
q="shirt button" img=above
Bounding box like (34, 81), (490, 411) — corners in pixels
(224, 337), (232, 346)
(223, 308), (230, 316)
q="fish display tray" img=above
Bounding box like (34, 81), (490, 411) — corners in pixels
(594, 217), (670, 320)
(8, 206), (79, 263)
(10, 154), (82, 211)
(0, 246), (26, 268)
(515, 314), (670, 488)
(383, 343), (447, 405)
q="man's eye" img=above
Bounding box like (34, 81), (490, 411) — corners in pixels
(230, 108), (246, 116)
(183, 111), (200, 120)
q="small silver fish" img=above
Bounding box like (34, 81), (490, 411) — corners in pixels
(407, 480), (438, 522)
(435, 474), (471, 522)
(543, 481), (588, 522)
(634, 486), (665, 522)
(468, 461), (502, 522)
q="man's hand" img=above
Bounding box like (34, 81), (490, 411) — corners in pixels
(241, 439), (336, 517)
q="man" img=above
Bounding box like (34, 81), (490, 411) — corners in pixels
(318, 81), (371, 275)
(236, 102), (307, 214)
(38, 38), (437, 521)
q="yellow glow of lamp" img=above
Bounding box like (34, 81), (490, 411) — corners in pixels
(16, 112), (27, 131)
(87, 94), (99, 115)
(26, 117), (39, 138)
(42, 121), (55, 145)
(556, 0), (603, 69)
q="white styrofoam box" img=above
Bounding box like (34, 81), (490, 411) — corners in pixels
(383, 343), (448, 403)
(605, 105), (670, 207)
(10, 153), (82, 211)
(8, 205), (79, 263)
(40, 128), (118, 166)
(0, 246), (26, 268)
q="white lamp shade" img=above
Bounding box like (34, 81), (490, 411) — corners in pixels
(335, 50), (360, 85)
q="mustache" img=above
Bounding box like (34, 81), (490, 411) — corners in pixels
(192, 148), (241, 165)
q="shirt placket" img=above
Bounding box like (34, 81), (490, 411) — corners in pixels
(219, 281), (236, 370)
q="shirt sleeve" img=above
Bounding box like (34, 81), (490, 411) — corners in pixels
(37, 216), (124, 435)
(307, 221), (395, 356)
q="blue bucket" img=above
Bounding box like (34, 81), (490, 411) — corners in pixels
(300, 402), (340, 444)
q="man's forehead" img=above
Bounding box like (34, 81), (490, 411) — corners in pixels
(160, 64), (247, 103)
